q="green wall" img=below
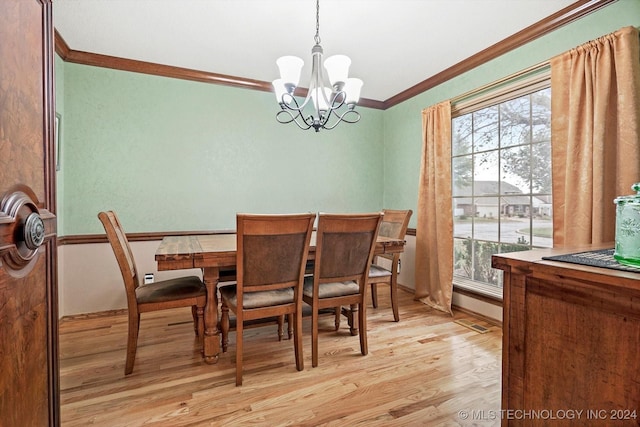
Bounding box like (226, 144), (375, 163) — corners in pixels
(56, 0), (639, 235)
(382, 0), (640, 228)
(58, 64), (384, 234)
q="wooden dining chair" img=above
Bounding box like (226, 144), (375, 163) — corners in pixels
(368, 209), (412, 322)
(98, 210), (206, 375)
(302, 212), (383, 367)
(219, 298), (290, 353)
(220, 213), (315, 386)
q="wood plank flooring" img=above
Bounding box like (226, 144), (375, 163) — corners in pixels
(59, 288), (502, 426)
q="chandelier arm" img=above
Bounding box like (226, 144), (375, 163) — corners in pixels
(302, 113), (320, 130)
(321, 109), (361, 130)
(281, 93), (301, 110)
(281, 92), (316, 114)
(275, 109), (298, 124)
(329, 91), (347, 110)
(338, 109), (361, 124)
(319, 92), (348, 123)
(276, 109), (314, 130)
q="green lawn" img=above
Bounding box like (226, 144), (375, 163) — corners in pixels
(519, 227), (553, 238)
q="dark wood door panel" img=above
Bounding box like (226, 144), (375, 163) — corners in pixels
(0, 0), (58, 425)
(0, 256), (49, 426)
(0, 0), (46, 200)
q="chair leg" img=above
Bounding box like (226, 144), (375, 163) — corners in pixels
(358, 302), (368, 356)
(334, 306), (341, 330)
(349, 304), (359, 336)
(341, 306), (355, 335)
(125, 313), (140, 375)
(191, 306), (198, 336)
(370, 283), (378, 308)
(390, 278), (400, 322)
(196, 306), (205, 340)
(277, 315), (284, 341)
(235, 320), (243, 386)
(311, 305), (319, 368)
(287, 313), (293, 340)
(293, 310), (304, 371)
(221, 302), (229, 353)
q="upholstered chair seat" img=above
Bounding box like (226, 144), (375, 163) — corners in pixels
(220, 286), (295, 309)
(135, 276), (204, 304)
(303, 278), (359, 299)
(367, 265), (393, 279)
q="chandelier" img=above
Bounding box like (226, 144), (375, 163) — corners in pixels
(272, 0), (363, 132)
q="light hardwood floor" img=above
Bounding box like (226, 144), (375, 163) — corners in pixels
(59, 287), (502, 426)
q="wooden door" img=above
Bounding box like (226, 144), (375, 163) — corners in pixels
(0, 1), (59, 426)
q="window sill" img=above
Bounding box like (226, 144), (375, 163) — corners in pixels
(453, 278), (503, 305)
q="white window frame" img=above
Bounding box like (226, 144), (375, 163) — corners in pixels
(451, 64), (552, 300)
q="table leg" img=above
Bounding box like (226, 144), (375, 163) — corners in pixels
(202, 267), (220, 364)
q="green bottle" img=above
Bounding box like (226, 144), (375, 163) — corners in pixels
(614, 182), (640, 267)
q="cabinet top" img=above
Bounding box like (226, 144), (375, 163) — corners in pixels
(492, 243), (640, 292)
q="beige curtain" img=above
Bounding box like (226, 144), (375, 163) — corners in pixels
(551, 26), (640, 246)
(415, 101), (453, 314)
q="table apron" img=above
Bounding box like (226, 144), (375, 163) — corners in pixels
(156, 259), (195, 271)
(194, 254), (236, 269)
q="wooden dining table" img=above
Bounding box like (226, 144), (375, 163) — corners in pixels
(155, 232), (406, 364)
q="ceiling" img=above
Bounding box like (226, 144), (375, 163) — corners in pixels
(54, 0), (579, 103)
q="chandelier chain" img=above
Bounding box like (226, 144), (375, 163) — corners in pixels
(314, 0), (321, 45)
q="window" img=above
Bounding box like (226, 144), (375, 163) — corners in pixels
(452, 85), (552, 299)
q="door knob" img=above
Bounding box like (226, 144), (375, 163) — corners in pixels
(0, 185), (55, 276)
(24, 212), (46, 250)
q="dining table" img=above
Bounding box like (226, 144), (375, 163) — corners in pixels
(155, 232), (406, 364)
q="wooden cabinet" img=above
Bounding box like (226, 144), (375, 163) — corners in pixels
(493, 247), (640, 426)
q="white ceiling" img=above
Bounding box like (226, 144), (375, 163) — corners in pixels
(53, 0), (577, 102)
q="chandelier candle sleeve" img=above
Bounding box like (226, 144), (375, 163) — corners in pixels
(324, 55), (351, 86)
(272, 0), (362, 132)
(276, 56), (303, 89)
(344, 78), (364, 105)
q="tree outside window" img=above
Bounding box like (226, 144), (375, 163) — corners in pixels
(452, 87), (552, 295)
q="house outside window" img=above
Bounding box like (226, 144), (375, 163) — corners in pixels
(452, 84), (552, 299)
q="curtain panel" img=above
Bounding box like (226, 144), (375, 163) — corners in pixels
(415, 101), (453, 314)
(550, 26), (640, 247)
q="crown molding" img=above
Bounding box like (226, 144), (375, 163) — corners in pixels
(54, 0), (615, 111)
(382, 0), (617, 108)
(53, 31), (385, 110)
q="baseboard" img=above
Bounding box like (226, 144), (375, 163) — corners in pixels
(60, 308), (127, 323)
(452, 304), (502, 328)
(399, 283), (502, 327)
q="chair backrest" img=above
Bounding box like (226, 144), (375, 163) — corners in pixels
(314, 212), (383, 285)
(379, 209), (413, 239)
(98, 211), (139, 311)
(377, 209), (412, 262)
(236, 213), (315, 298)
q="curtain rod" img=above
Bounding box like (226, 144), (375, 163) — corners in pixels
(450, 59), (550, 105)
